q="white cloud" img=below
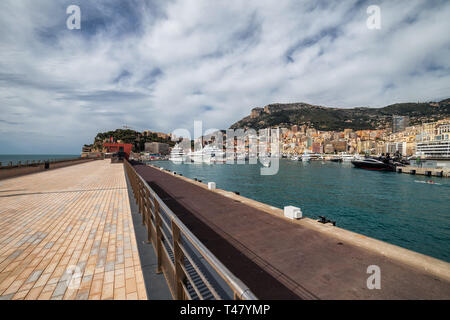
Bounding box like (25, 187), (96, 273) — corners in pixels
(0, 0), (449, 153)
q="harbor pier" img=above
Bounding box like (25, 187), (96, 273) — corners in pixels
(130, 161), (450, 299)
(397, 166), (450, 177)
(0, 159), (449, 300)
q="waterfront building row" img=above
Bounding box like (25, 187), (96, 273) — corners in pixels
(278, 118), (450, 158)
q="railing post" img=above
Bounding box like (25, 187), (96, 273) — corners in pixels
(172, 221), (186, 300)
(142, 188), (147, 226)
(140, 181), (145, 225)
(138, 180), (143, 215)
(145, 189), (152, 243)
(132, 173), (138, 200)
(130, 167), (137, 201)
(155, 200), (162, 274)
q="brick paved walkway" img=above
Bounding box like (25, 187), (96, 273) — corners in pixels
(0, 160), (147, 300)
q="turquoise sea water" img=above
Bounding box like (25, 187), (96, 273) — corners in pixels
(0, 154), (80, 166)
(151, 159), (450, 262)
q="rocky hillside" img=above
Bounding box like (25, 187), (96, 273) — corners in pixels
(230, 99), (450, 131)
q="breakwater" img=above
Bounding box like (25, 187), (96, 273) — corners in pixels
(133, 161), (450, 299)
(150, 159), (450, 262)
(0, 157), (95, 181)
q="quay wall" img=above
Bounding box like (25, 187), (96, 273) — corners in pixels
(397, 166), (450, 177)
(146, 163), (450, 283)
(0, 158), (95, 181)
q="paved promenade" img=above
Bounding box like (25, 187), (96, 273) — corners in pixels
(0, 160), (147, 300)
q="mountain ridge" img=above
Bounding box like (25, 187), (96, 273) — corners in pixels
(229, 99), (450, 131)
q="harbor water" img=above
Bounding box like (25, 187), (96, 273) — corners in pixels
(0, 154), (80, 166)
(151, 159), (450, 262)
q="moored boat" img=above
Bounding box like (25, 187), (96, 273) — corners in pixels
(169, 144), (187, 163)
(351, 152), (409, 171)
(187, 144), (226, 163)
(351, 157), (395, 171)
(340, 152), (356, 161)
(301, 151), (312, 162)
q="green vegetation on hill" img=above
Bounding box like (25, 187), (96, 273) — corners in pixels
(92, 129), (175, 152)
(230, 99), (450, 131)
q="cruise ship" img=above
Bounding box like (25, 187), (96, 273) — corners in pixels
(204, 145), (226, 163)
(187, 149), (204, 163)
(169, 144), (187, 163)
(187, 144), (226, 163)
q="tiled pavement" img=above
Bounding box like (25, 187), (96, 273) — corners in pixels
(0, 160), (147, 300)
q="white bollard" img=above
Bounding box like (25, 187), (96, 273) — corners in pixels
(284, 206), (302, 220)
(208, 182), (216, 190)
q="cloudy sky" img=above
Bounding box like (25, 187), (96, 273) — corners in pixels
(0, 0), (449, 153)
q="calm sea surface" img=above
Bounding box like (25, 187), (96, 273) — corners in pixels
(0, 154), (80, 166)
(151, 159), (450, 262)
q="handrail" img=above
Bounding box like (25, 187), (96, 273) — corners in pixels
(124, 160), (257, 300)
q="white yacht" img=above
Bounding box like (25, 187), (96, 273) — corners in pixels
(260, 158), (271, 167)
(169, 144), (187, 163)
(301, 151), (312, 162)
(187, 145), (225, 163)
(203, 145), (226, 163)
(248, 152), (258, 162)
(340, 152), (356, 162)
(236, 152), (247, 162)
(187, 149), (203, 163)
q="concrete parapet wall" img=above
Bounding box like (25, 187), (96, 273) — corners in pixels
(398, 166), (450, 177)
(0, 158), (95, 181)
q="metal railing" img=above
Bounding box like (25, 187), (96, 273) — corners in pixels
(124, 160), (257, 300)
(0, 157), (85, 168)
